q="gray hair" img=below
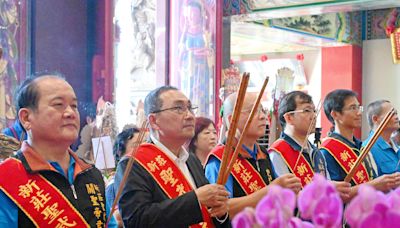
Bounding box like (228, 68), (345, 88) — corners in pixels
(144, 85), (178, 137)
(144, 86), (178, 117)
(366, 99), (390, 129)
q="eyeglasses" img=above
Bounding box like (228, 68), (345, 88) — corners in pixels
(342, 105), (363, 113)
(285, 108), (316, 115)
(153, 104), (198, 115)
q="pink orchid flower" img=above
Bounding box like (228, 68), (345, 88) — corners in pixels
(298, 174), (342, 227)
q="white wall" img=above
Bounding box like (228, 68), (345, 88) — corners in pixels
(362, 39), (400, 138)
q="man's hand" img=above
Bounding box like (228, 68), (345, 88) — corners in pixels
(370, 172), (400, 192)
(331, 181), (351, 201)
(195, 184), (229, 217)
(271, 173), (302, 194)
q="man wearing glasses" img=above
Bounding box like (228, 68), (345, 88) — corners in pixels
(363, 100), (400, 176)
(205, 92), (301, 217)
(321, 89), (400, 197)
(269, 91), (350, 200)
(114, 86), (230, 227)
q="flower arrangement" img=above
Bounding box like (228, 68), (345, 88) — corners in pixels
(345, 185), (400, 227)
(233, 174), (400, 227)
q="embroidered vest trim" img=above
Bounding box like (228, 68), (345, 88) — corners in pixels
(0, 158), (89, 227)
(210, 145), (267, 195)
(321, 137), (370, 184)
(270, 139), (314, 187)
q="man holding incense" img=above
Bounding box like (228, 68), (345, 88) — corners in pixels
(321, 89), (400, 195)
(205, 92), (301, 217)
(269, 91), (350, 200)
(363, 100), (400, 176)
(115, 86), (230, 227)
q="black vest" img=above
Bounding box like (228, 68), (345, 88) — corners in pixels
(232, 146), (275, 198)
(15, 153), (107, 227)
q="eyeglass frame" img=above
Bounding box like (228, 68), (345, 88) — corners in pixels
(241, 106), (268, 116)
(342, 105), (363, 113)
(285, 108), (316, 115)
(152, 104), (198, 115)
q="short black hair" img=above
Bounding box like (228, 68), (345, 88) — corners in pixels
(113, 127), (140, 164)
(323, 89), (357, 126)
(188, 117), (215, 154)
(144, 86), (178, 116)
(16, 71), (65, 113)
(278, 91), (313, 129)
(366, 100), (390, 129)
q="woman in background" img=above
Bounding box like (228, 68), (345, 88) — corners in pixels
(106, 126), (139, 227)
(188, 117), (217, 166)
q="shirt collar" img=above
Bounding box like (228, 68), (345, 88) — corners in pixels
(329, 131), (362, 149)
(281, 132), (315, 154)
(367, 131), (395, 151)
(242, 144), (257, 160)
(390, 138), (400, 152)
(150, 134), (189, 163)
(19, 141), (91, 174)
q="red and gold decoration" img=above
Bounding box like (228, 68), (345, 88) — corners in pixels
(388, 26), (400, 64)
(135, 143), (214, 228)
(210, 145), (268, 195)
(269, 139), (314, 187)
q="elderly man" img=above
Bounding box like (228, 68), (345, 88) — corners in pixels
(0, 73), (116, 227)
(115, 86), (229, 227)
(205, 92), (301, 217)
(269, 91), (350, 200)
(364, 100), (400, 176)
(321, 89), (400, 196)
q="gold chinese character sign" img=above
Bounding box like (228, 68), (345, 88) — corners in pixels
(390, 27), (400, 64)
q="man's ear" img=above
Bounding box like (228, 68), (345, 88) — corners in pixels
(148, 114), (160, 131)
(372, 114), (380, 125)
(283, 113), (292, 125)
(330, 110), (338, 121)
(18, 108), (31, 131)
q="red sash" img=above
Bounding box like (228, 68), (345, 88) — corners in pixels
(0, 158), (89, 227)
(321, 137), (370, 184)
(134, 143), (214, 228)
(210, 145), (267, 195)
(269, 139), (314, 187)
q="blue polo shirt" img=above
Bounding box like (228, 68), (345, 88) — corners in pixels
(363, 131), (400, 176)
(0, 156), (117, 227)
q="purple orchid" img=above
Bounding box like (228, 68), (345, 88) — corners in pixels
(289, 217), (314, 228)
(255, 185), (296, 227)
(345, 185), (400, 227)
(232, 207), (257, 228)
(298, 174), (342, 227)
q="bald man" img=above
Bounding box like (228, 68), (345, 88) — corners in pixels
(205, 92), (301, 217)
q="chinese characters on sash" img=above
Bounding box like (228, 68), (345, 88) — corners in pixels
(18, 179), (77, 227)
(86, 183), (106, 228)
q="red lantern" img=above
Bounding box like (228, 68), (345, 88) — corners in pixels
(260, 55), (268, 62)
(296, 53), (304, 61)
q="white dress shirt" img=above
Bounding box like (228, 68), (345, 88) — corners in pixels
(150, 134), (197, 189)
